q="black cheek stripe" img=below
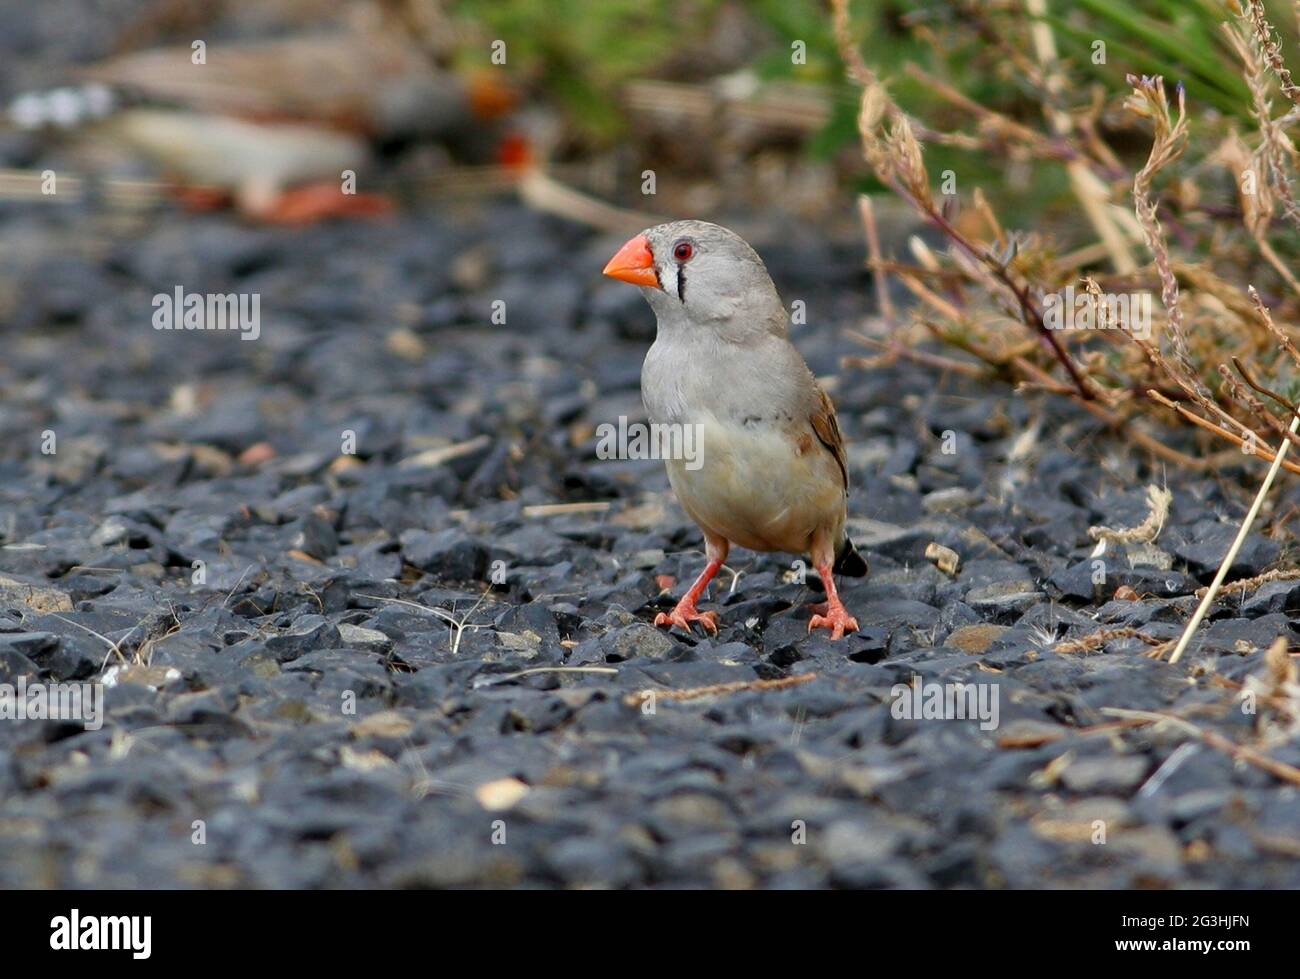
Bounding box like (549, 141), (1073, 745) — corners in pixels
(676, 263), (686, 303)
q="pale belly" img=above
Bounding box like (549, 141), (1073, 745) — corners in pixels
(114, 110), (368, 189)
(665, 416), (844, 555)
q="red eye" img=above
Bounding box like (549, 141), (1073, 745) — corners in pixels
(672, 240), (694, 261)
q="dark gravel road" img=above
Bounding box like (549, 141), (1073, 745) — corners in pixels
(2, 193), (1299, 888)
(2, 0), (1299, 889)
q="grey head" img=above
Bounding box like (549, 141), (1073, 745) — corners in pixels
(628, 220), (788, 342)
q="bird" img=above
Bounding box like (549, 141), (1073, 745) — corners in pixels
(602, 220), (867, 639)
(5, 3), (519, 222)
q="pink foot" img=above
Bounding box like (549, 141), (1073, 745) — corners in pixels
(252, 184), (393, 224)
(653, 554), (725, 636)
(172, 184), (231, 211)
(654, 602), (719, 635)
(808, 602), (859, 640)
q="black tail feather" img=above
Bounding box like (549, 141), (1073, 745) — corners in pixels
(833, 536), (868, 577)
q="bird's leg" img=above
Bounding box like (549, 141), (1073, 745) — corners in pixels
(170, 183), (231, 212)
(655, 536), (728, 635)
(808, 562), (858, 640)
(240, 181), (393, 224)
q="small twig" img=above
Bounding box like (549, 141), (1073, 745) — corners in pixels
(1087, 484), (1172, 545)
(841, 341), (988, 379)
(517, 168), (663, 234)
(1170, 408), (1300, 664)
(222, 564), (256, 609)
(894, 272), (965, 322)
(398, 435), (491, 469)
(521, 502), (611, 518)
(1053, 627), (1163, 655)
(1232, 356), (1300, 421)
(473, 666), (618, 688)
(1147, 390), (1300, 475)
(1195, 567), (1300, 599)
(1137, 742), (1202, 798)
(46, 612), (135, 667)
(857, 194), (897, 324)
(996, 715), (1157, 748)
(622, 673), (815, 707)
(1101, 707), (1300, 787)
(721, 562), (745, 595)
(356, 592), (491, 656)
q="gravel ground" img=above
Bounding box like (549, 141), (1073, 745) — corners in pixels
(1, 195), (1300, 889)
(3, 2), (1300, 890)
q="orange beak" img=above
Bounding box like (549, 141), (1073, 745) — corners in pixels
(602, 235), (659, 288)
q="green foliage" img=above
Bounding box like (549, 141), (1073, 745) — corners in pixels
(446, 0), (1300, 220)
(450, 0), (724, 140)
(1047, 0), (1253, 117)
(748, 1), (1297, 218)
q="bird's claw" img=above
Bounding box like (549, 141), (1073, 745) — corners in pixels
(654, 605), (719, 635)
(253, 184), (392, 224)
(808, 604), (858, 641)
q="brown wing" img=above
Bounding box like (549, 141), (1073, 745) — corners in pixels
(82, 34), (440, 134)
(809, 383), (849, 492)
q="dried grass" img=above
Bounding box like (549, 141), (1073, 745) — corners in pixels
(829, 0), (1300, 479)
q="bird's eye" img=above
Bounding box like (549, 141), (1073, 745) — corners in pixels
(672, 240), (694, 261)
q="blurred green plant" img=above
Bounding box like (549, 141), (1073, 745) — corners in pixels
(449, 0), (724, 140)
(827, 0), (1300, 488)
(1047, 0), (1256, 116)
(756, 1), (1297, 214)
(446, 0), (1298, 219)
